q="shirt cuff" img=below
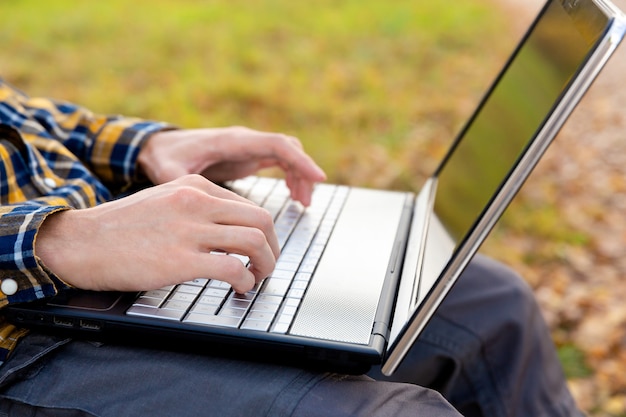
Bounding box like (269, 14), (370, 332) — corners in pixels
(0, 205), (72, 307)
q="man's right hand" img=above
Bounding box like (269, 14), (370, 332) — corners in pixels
(35, 175), (279, 294)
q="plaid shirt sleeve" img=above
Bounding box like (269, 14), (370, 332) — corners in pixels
(0, 79), (173, 361)
(0, 80), (173, 194)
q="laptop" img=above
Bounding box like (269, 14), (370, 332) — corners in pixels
(6, 0), (625, 376)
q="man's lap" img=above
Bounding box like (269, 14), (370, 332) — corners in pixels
(0, 334), (460, 417)
(0, 255), (581, 417)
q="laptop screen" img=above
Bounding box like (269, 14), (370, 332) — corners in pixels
(431, 0), (608, 248)
(384, 0), (623, 377)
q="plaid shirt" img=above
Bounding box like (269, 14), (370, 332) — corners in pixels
(0, 79), (170, 362)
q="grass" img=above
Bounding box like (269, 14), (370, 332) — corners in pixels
(558, 344), (593, 379)
(0, 0), (514, 186)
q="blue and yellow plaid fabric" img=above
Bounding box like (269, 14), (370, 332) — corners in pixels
(0, 79), (170, 362)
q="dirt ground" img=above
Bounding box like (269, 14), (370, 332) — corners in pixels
(498, 0), (626, 415)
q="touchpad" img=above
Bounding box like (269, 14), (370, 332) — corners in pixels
(48, 290), (124, 311)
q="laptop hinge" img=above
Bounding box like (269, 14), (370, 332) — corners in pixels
(371, 321), (390, 340)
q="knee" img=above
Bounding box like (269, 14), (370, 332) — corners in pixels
(296, 375), (464, 417)
(471, 254), (536, 305)
(442, 254), (543, 339)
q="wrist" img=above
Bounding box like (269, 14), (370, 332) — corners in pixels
(36, 209), (95, 290)
(137, 132), (161, 184)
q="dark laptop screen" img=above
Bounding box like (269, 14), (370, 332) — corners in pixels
(432, 0), (608, 245)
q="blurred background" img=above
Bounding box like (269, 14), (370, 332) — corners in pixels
(1, 0), (625, 415)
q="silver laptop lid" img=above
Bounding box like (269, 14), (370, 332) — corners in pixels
(383, 0), (626, 375)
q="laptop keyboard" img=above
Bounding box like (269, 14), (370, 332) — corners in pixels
(126, 177), (348, 334)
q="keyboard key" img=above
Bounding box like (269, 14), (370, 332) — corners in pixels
(241, 319), (272, 332)
(283, 298), (301, 309)
(127, 305), (185, 321)
(190, 303), (220, 316)
(207, 280), (231, 290)
(270, 269), (295, 280)
(223, 297), (252, 310)
(176, 285), (203, 295)
(270, 322), (290, 334)
(184, 278), (209, 287)
(184, 313), (240, 328)
(169, 292), (198, 303)
(274, 260), (299, 272)
(203, 288), (230, 298)
(142, 289), (170, 300)
(293, 273), (311, 283)
(254, 294), (283, 305)
(218, 307), (247, 319)
(277, 304), (297, 318)
(260, 280), (290, 297)
(227, 177), (257, 197)
(197, 295), (225, 306)
(286, 288), (305, 300)
(232, 292), (256, 301)
(162, 300), (193, 311)
(250, 302), (281, 314)
(291, 280), (309, 291)
(298, 260), (318, 274)
(133, 297), (163, 308)
(246, 311), (276, 322)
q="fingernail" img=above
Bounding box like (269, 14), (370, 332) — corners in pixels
(315, 166), (327, 180)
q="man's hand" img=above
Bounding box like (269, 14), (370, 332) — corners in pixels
(137, 127), (326, 206)
(36, 175), (279, 294)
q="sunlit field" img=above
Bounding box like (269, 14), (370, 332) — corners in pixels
(0, 0), (513, 188)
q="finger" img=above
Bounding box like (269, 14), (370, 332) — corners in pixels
(158, 178), (280, 260)
(254, 133), (326, 182)
(202, 223), (278, 280)
(200, 252), (257, 293)
(201, 199), (280, 258)
(285, 171), (315, 207)
(296, 177), (315, 207)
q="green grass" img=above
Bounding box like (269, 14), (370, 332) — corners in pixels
(558, 344), (593, 379)
(0, 0), (514, 187)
